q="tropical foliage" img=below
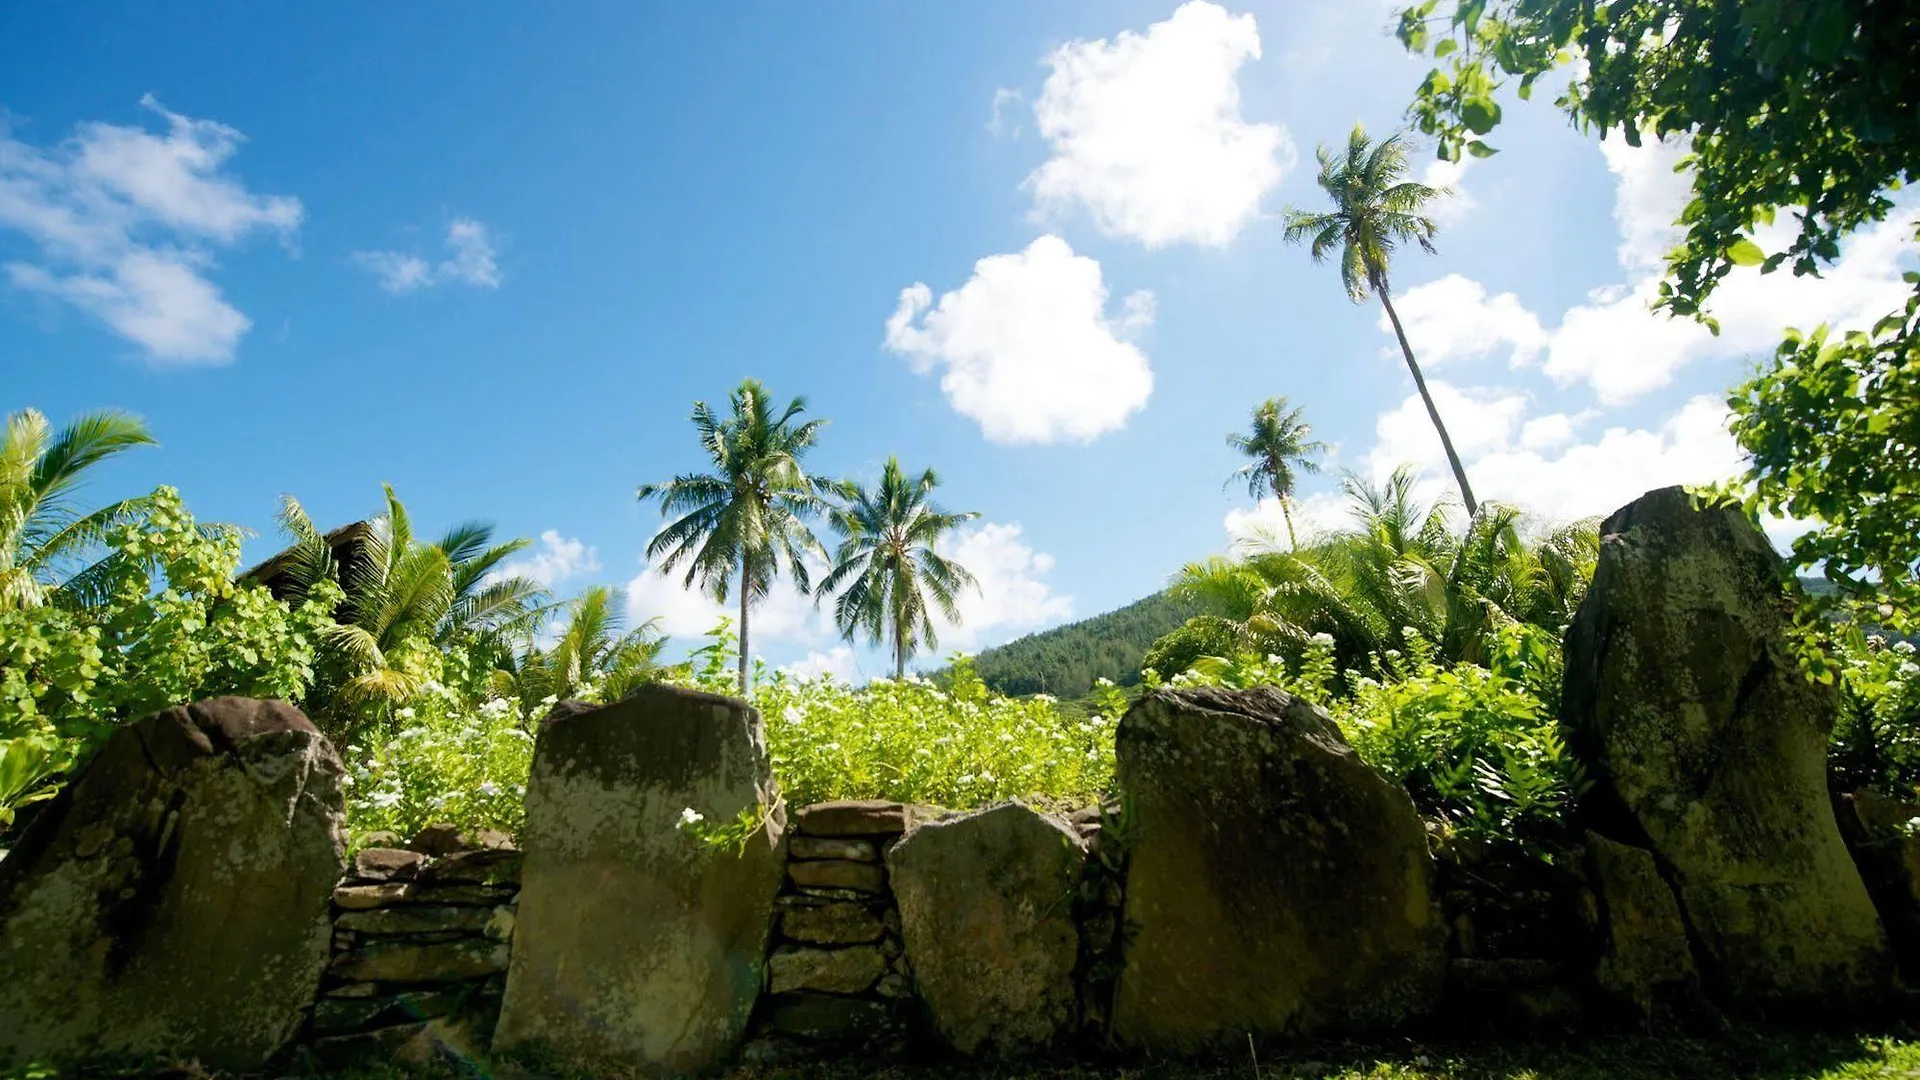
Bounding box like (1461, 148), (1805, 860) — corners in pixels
(1283, 126), (1478, 517)
(0, 407), (155, 610)
(818, 457), (978, 679)
(972, 591), (1200, 698)
(1226, 396), (1325, 550)
(639, 380), (833, 693)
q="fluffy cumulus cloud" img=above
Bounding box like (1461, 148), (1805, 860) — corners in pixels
(497, 530), (600, 587)
(1390, 135), (1918, 403)
(355, 217), (501, 293)
(884, 235), (1154, 444)
(781, 646), (861, 683)
(930, 522), (1074, 652)
(1026, 1), (1290, 248)
(0, 94), (301, 363)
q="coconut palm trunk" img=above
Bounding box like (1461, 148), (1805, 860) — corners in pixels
(738, 564), (751, 694)
(1378, 286), (1478, 519)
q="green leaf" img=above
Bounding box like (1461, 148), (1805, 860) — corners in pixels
(1726, 238), (1766, 267)
(1807, 3), (1849, 63)
(1465, 139), (1499, 158)
(1434, 38), (1458, 59)
(1461, 97), (1500, 135)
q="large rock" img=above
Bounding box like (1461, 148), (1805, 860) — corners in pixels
(0, 697), (345, 1070)
(1563, 487), (1892, 1009)
(887, 802), (1086, 1056)
(1111, 687), (1444, 1049)
(492, 687), (785, 1074)
(1835, 789), (1920, 981)
(1584, 832), (1700, 1018)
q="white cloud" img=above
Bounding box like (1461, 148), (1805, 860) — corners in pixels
(884, 235), (1154, 444)
(1026, 0), (1290, 248)
(1420, 155), (1476, 224)
(1384, 273), (1546, 368)
(1391, 134), (1918, 403)
(499, 530), (600, 587)
(624, 559), (826, 647)
(1367, 381), (1529, 479)
(932, 522), (1074, 652)
(0, 94), (301, 363)
(1224, 490), (1349, 552)
(355, 216), (501, 293)
(987, 88), (1024, 137)
(782, 646), (861, 683)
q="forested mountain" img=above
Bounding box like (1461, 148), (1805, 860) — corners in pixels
(970, 591), (1199, 698)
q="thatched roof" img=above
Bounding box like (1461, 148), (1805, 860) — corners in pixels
(240, 519), (375, 602)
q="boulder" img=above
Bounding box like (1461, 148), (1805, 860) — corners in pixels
(492, 688), (785, 1074)
(0, 697), (346, 1070)
(1836, 790), (1920, 980)
(1584, 832), (1700, 1018)
(1111, 687), (1445, 1049)
(887, 802), (1086, 1056)
(1563, 487), (1892, 1009)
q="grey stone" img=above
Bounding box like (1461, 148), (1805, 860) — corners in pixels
(888, 801), (1086, 1056)
(1585, 832), (1700, 1018)
(334, 905), (495, 936)
(1111, 687), (1445, 1049)
(492, 687), (785, 1075)
(407, 824), (467, 857)
(765, 993), (896, 1040)
(417, 847), (521, 886)
(790, 835), (878, 861)
(335, 883), (409, 909)
(353, 847), (425, 882)
(1836, 790), (1920, 981)
(330, 938), (509, 983)
(788, 857), (886, 893)
(794, 800), (924, 837)
(780, 901), (886, 945)
(0, 697), (345, 1071)
(767, 944), (887, 994)
(1564, 487), (1893, 1010)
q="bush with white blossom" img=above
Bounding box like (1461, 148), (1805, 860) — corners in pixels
(341, 683), (539, 844)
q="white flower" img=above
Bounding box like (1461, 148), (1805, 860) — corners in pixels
(477, 782), (500, 797)
(676, 807), (705, 830)
(539, 694), (559, 707)
(1095, 677), (1115, 688)
(396, 707), (416, 720)
(370, 791), (402, 809)
(1310, 632), (1335, 647)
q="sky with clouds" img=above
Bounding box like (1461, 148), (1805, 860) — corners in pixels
(3, 1), (1913, 682)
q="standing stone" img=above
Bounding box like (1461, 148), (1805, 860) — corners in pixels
(1584, 832), (1700, 1018)
(0, 697), (345, 1071)
(492, 687), (785, 1075)
(1835, 790), (1920, 981)
(887, 802), (1086, 1056)
(1112, 687), (1445, 1049)
(1563, 487), (1892, 1009)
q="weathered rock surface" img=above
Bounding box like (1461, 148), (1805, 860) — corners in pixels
(768, 944), (888, 994)
(790, 836), (878, 861)
(1836, 789), (1920, 981)
(788, 857), (887, 893)
(1563, 487), (1892, 1009)
(1111, 687), (1445, 1049)
(334, 904), (500, 936)
(0, 697), (346, 1070)
(888, 802), (1086, 1056)
(765, 993), (896, 1040)
(794, 800), (925, 837)
(330, 937), (510, 983)
(354, 847), (426, 881)
(492, 687), (785, 1074)
(1585, 832), (1699, 1018)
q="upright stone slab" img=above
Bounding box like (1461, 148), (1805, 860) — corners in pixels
(1112, 687), (1444, 1049)
(493, 687), (785, 1074)
(888, 802), (1085, 1056)
(0, 697), (345, 1070)
(1584, 832), (1700, 1018)
(1563, 486), (1892, 1009)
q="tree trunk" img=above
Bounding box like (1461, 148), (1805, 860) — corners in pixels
(1281, 497), (1298, 551)
(894, 621), (906, 682)
(737, 565), (750, 696)
(1379, 286), (1480, 519)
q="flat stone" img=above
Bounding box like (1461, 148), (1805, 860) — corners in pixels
(768, 945), (888, 994)
(335, 905), (494, 936)
(407, 824), (467, 857)
(335, 883), (410, 910)
(401, 883), (516, 906)
(484, 904), (516, 942)
(780, 902), (886, 945)
(326, 982), (383, 998)
(313, 990), (460, 1034)
(794, 800), (914, 837)
(766, 993), (897, 1040)
(790, 836), (878, 861)
(417, 847), (521, 886)
(788, 858), (886, 894)
(330, 938), (509, 983)
(790, 885), (877, 903)
(353, 847), (426, 882)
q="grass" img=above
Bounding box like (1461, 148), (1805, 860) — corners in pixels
(718, 1029), (1920, 1080)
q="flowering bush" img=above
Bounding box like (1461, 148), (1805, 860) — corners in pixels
(1832, 628), (1920, 798)
(340, 684), (537, 845)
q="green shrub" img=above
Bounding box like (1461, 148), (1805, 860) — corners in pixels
(1832, 628), (1920, 798)
(340, 677), (536, 846)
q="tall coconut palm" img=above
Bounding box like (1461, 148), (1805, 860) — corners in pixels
(1283, 124), (1479, 517)
(638, 379), (832, 694)
(0, 408), (155, 610)
(1227, 397), (1327, 550)
(817, 457), (979, 680)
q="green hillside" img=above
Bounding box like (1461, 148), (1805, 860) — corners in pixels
(970, 590), (1198, 698)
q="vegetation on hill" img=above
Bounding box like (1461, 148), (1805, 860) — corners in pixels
(969, 590), (1200, 699)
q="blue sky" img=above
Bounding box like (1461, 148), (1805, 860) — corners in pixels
(4, 2), (1913, 680)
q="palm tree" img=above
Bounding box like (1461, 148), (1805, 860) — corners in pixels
(817, 457), (979, 680)
(273, 485), (548, 712)
(638, 379), (832, 694)
(0, 408), (155, 609)
(1283, 124), (1479, 517)
(494, 585), (666, 710)
(1227, 397), (1327, 550)
(1172, 466), (1596, 677)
